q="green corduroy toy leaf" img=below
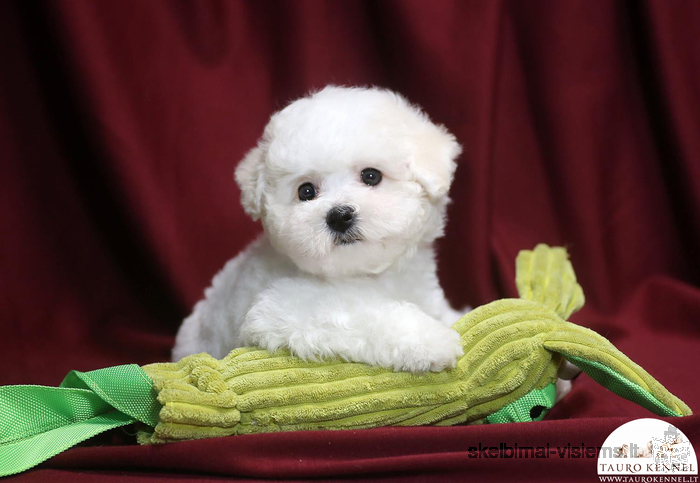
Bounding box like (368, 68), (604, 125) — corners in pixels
(0, 244), (691, 477)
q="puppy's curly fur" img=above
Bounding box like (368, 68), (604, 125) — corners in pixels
(173, 86), (466, 372)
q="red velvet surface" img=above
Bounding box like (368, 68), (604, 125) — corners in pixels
(1, 1), (699, 481)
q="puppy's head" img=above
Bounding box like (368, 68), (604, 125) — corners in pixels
(235, 86), (461, 277)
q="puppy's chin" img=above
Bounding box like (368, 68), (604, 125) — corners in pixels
(332, 230), (363, 247)
(290, 239), (411, 278)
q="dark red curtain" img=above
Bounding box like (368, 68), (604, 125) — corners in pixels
(1, 1), (699, 481)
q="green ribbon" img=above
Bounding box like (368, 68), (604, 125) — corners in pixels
(0, 364), (160, 477)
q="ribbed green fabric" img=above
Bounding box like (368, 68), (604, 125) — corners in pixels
(137, 245), (689, 443)
(0, 244), (691, 476)
(516, 244), (585, 319)
(0, 365), (160, 477)
(139, 299), (566, 443)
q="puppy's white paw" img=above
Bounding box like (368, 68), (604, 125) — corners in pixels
(392, 324), (464, 373)
(555, 378), (573, 403)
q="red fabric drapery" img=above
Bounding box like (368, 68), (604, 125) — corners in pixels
(1, 1), (699, 481)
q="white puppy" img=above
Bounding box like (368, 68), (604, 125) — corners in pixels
(172, 86), (466, 372)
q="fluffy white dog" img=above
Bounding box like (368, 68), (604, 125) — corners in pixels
(172, 85), (466, 372)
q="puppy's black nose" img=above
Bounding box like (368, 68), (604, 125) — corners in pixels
(326, 205), (355, 233)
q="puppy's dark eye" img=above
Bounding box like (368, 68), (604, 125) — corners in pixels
(361, 168), (382, 186)
(298, 182), (317, 201)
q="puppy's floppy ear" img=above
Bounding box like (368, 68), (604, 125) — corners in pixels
(234, 146), (266, 220)
(410, 123), (462, 201)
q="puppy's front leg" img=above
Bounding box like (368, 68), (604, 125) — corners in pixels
(240, 279), (464, 373)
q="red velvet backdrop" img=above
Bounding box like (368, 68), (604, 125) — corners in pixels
(1, 1), (699, 481)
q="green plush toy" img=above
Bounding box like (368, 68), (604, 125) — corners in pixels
(0, 245), (691, 477)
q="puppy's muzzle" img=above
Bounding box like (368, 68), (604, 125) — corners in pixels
(326, 205), (355, 234)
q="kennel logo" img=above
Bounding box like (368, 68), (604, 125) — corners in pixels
(598, 418), (697, 478)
